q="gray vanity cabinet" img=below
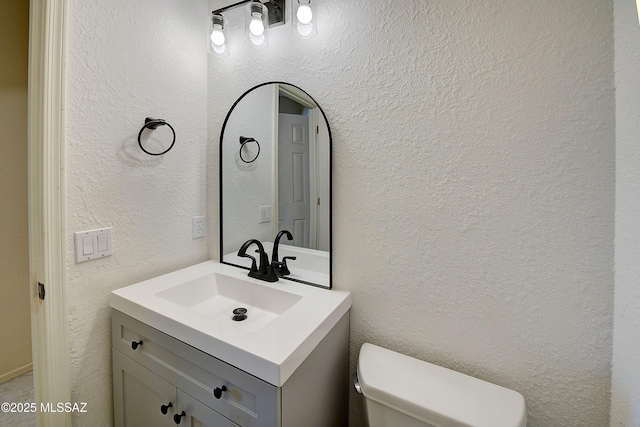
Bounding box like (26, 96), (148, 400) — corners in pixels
(112, 309), (349, 427)
(113, 349), (237, 426)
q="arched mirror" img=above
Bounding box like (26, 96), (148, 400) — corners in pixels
(220, 82), (332, 289)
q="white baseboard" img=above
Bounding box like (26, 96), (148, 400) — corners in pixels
(0, 363), (33, 384)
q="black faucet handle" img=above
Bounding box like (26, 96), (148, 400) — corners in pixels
(275, 256), (297, 276)
(237, 241), (259, 273)
(239, 253), (257, 272)
(238, 239), (279, 282)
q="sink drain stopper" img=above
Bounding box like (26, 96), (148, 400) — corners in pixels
(232, 307), (248, 321)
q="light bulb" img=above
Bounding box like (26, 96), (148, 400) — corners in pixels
(211, 43), (227, 54)
(296, 4), (312, 25)
(249, 12), (265, 36)
(210, 24), (225, 46)
(297, 23), (313, 37)
(250, 34), (265, 46)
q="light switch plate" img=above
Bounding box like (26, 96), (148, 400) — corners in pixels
(260, 206), (271, 223)
(75, 227), (112, 263)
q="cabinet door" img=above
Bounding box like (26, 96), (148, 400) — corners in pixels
(113, 310), (278, 426)
(176, 390), (239, 427)
(113, 349), (176, 427)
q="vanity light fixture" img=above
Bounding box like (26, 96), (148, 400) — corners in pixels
(246, 1), (270, 48)
(209, 13), (229, 56)
(292, 0), (316, 38)
(210, 0), (285, 55)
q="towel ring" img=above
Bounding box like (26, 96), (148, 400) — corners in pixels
(138, 118), (176, 156)
(239, 136), (260, 163)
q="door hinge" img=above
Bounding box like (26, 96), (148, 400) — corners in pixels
(38, 282), (45, 300)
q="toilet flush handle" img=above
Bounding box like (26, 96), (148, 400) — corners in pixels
(353, 372), (362, 394)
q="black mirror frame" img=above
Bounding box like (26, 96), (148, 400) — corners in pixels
(219, 81), (333, 289)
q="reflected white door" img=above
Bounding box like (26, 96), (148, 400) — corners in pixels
(278, 113), (310, 247)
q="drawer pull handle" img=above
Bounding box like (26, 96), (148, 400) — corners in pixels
(213, 385), (227, 399)
(173, 410), (186, 424)
(160, 402), (172, 415)
(131, 340), (143, 350)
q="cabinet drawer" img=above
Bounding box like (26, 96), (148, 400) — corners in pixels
(112, 309), (278, 427)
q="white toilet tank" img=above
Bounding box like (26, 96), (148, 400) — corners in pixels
(356, 343), (527, 427)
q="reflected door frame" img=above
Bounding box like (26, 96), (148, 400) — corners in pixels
(273, 84), (321, 248)
(278, 112), (311, 247)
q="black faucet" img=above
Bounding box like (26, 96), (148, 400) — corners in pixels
(272, 230), (297, 277)
(237, 239), (278, 282)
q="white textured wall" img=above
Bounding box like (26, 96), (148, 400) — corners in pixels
(221, 84), (275, 254)
(65, 0), (208, 424)
(207, 1), (615, 425)
(612, 0), (640, 425)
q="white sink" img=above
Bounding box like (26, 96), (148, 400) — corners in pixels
(155, 272), (302, 333)
(110, 260), (351, 386)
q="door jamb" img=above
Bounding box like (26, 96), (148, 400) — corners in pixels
(28, 0), (72, 425)
(276, 84), (320, 247)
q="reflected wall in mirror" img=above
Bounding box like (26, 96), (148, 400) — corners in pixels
(220, 82), (331, 288)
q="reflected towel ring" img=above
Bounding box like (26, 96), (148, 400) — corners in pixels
(239, 136), (260, 163)
(138, 118), (176, 156)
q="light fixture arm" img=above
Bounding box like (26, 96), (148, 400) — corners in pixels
(212, 0), (284, 27)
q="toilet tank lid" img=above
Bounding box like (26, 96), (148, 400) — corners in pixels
(357, 343), (527, 427)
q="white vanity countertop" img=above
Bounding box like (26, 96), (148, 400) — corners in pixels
(110, 260), (351, 386)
